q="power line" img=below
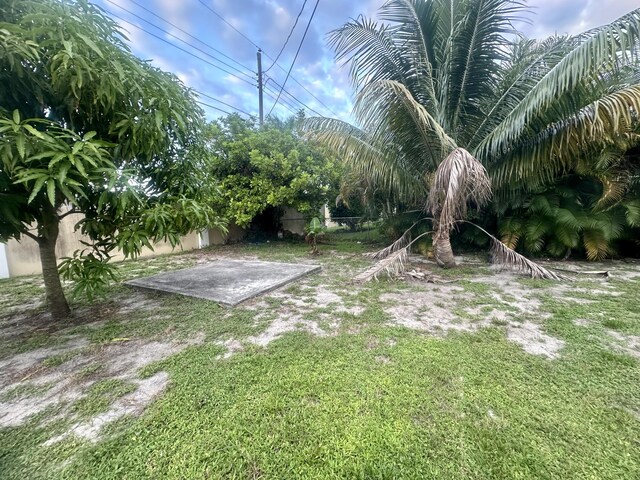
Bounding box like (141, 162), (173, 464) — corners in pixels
(267, 0), (320, 116)
(107, 11), (255, 87)
(262, 89), (298, 116)
(264, 0), (308, 73)
(106, 0), (255, 81)
(194, 92), (252, 116)
(121, 0), (255, 75)
(276, 63), (339, 117)
(197, 0), (261, 50)
(263, 84), (301, 114)
(195, 100), (232, 116)
(265, 76), (324, 117)
(196, 0), (338, 118)
(192, 89), (254, 117)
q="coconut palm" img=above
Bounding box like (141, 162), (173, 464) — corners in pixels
(304, 0), (640, 268)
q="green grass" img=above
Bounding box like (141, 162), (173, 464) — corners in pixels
(71, 379), (137, 419)
(0, 234), (639, 479)
(0, 382), (51, 402)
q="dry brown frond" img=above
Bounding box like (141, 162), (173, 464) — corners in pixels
(427, 148), (492, 233)
(489, 236), (569, 280)
(365, 229), (411, 260)
(354, 248), (408, 283)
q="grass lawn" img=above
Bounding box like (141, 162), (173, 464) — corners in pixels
(1, 233), (639, 479)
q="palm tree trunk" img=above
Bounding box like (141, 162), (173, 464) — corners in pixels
(433, 228), (456, 269)
(37, 210), (70, 320)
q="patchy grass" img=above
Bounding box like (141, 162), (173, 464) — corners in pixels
(71, 379), (137, 419)
(0, 234), (639, 479)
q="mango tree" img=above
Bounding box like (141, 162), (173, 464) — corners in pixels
(0, 0), (224, 319)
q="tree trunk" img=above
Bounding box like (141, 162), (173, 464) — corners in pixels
(433, 228), (456, 269)
(37, 211), (70, 320)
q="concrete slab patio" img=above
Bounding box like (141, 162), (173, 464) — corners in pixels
(126, 259), (321, 306)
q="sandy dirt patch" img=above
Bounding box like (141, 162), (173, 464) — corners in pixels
(0, 334), (203, 443)
(381, 273), (565, 359)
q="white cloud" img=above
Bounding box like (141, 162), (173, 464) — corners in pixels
(519, 0), (638, 38)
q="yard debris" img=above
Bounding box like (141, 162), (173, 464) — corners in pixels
(402, 269), (458, 284)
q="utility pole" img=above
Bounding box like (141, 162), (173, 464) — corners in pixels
(257, 49), (264, 126)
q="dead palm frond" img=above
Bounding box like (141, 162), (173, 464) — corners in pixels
(365, 228), (411, 260)
(354, 247), (408, 282)
(463, 221), (569, 280)
(365, 217), (433, 260)
(357, 219), (568, 282)
(427, 148), (492, 232)
(489, 236), (568, 280)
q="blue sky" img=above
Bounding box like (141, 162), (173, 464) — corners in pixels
(94, 0), (639, 122)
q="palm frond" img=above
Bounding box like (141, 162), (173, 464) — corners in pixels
(354, 247), (408, 283)
(302, 116), (426, 205)
(443, 0), (527, 135)
(366, 228), (411, 260)
(427, 148), (492, 232)
(377, 0), (440, 110)
(469, 35), (574, 148)
(478, 8), (640, 165)
(327, 15), (405, 93)
(489, 236), (567, 280)
(624, 200), (640, 227)
(583, 228), (612, 261)
(491, 84), (640, 188)
(355, 80), (456, 155)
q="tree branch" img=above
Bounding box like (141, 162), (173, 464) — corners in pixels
(58, 208), (79, 220)
(22, 230), (40, 242)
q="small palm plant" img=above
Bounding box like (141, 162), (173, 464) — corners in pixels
(305, 217), (326, 255)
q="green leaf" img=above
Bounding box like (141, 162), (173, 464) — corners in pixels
(16, 134), (26, 159)
(77, 33), (104, 58)
(23, 124), (46, 140)
(27, 176), (47, 204)
(47, 179), (56, 206)
(12, 109), (20, 124)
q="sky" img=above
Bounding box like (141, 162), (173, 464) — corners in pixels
(93, 0), (639, 122)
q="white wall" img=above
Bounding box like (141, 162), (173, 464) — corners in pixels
(0, 243), (9, 279)
(5, 212), (200, 277)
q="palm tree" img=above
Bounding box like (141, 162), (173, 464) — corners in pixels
(304, 0), (640, 268)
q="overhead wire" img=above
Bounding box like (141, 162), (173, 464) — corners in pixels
(195, 100), (233, 116)
(197, 0), (261, 50)
(196, 0), (339, 118)
(263, 84), (301, 114)
(262, 89), (298, 116)
(121, 0), (255, 74)
(191, 89), (253, 117)
(267, 0), (320, 116)
(264, 76), (324, 116)
(106, 12), (255, 87)
(264, 0), (308, 73)
(105, 0), (255, 81)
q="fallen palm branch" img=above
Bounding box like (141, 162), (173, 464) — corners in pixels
(357, 221), (570, 282)
(354, 248), (408, 282)
(459, 221), (571, 280)
(365, 229), (411, 260)
(365, 218), (433, 260)
(545, 267), (610, 278)
(356, 232), (432, 282)
(488, 236), (569, 280)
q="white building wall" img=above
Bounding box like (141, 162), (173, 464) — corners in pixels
(0, 243), (9, 279)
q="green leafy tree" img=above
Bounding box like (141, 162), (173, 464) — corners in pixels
(207, 114), (340, 229)
(0, 0), (224, 319)
(305, 0), (640, 266)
